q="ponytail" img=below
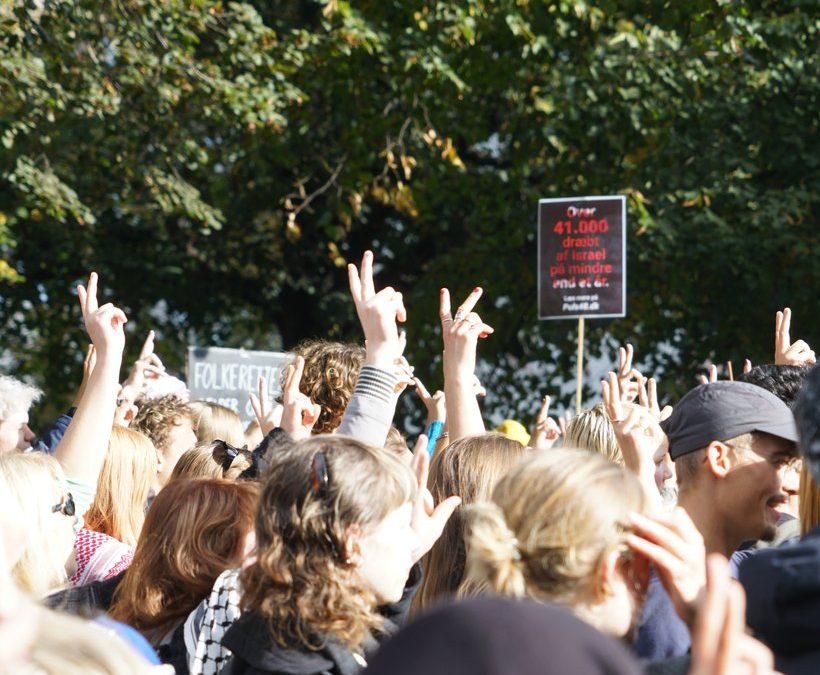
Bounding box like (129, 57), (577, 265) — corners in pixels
(460, 502), (526, 598)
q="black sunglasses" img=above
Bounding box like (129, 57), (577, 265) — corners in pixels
(213, 440), (248, 472)
(52, 492), (76, 517)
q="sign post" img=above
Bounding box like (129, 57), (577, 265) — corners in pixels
(537, 196), (626, 412)
(186, 346), (291, 425)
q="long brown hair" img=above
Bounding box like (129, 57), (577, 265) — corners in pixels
(84, 426), (157, 546)
(412, 433), (527, 614)
(109, 478), (257, 642)
(240, 435), (415, 651)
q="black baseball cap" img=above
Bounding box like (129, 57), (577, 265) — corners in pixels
(660, 381), (798, 460)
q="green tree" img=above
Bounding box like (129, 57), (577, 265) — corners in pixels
(1, 0), (817, 427)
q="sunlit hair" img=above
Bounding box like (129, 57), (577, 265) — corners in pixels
(244, 419), (264, 449)
(189, 400), (246, 447)
(412, 433), (527, 614)
(799, 463), (820, 536)
(170, 440), (252, 481)
(0, 452), (71, 595)
(240, 435), (416, 650)
(384, 426), (410, 458)
(84, 426), (157, 547)
(290, 339), (365, 434)
(20, 603), (157, 674)
(131, 394), (194, 451)
(564, 404), (622, 465)
(0, 373), (42, 421)
(109, 478), (257, 643)
(460, 449), (647, 603)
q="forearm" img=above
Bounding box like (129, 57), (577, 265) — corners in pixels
(444, 374), (484, 441)
(337, 365), (399, 447)
(55, 353), (121, 485)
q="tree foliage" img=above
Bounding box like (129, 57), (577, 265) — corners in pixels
(1, 0), (817, 426)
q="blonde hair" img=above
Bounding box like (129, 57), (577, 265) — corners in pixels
(170, 441), (252, 481)
(18, 604), (159, 674)
(460, 449), (647, 603)
(188, 401), (246, 447)
(564, 404), (622, 465)
(240, 435), (416, 650)
(0, 374), (42, 421)
(799, 462), (820, 536)
(84, 426), (157, 546)
(0, 453), (71, 595)
(412, 433), (527, 614)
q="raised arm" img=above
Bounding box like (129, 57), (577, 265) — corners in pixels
(440, 286), (493, 441)
(55, 273), (126, 487)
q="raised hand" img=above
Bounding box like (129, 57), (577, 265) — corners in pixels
(698, 364), (718, 386)
(348, 251), (406, 369)
(409, 434), (461, 562)
(602, 372), (665, 511)
(638, 376), (673, 421)
(617, 343), (642, 403)
(249, 375), (284, 436)
(743, 358), (752, 374)
(77, 272), (127, 358)
(627, 508), (706, 627)
(775, 307), (816, 366)
(414, 376), (446, 427)
(689, 555), (776, 675)
(529, 395), (561, 450)
(280, 356), (321, 441)
(440, 286), (493, 440)
(440, 286), (494, 381)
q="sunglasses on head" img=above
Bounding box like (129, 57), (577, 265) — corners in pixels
(52, 492), (76, 517)
(213, 440), (248, 472)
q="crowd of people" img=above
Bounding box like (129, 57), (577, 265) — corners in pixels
(0, 250), (818, 674)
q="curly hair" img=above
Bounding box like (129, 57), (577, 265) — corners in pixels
(131, 395), (194, 452)
(240, 435), (416, 651)
(109, 478), (258, 643)
(289, 340), (365, 434)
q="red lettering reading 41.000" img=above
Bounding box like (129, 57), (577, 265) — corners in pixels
(553, 219), (609, 236)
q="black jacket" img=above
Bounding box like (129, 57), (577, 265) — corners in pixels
(738, 527), (820, 674)
(219, 564), (421, 675)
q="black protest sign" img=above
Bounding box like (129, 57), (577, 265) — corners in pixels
(538, 196), (626, 320)
(186, 346), (291, 424)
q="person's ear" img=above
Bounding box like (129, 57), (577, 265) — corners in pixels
(705, 441), (732, 478)
(343, 525), (362, 567)
(596, 549), (622, 599)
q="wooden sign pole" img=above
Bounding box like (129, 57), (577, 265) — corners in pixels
(576, 316), (585, 414)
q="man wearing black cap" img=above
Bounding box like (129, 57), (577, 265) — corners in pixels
(634, 380), (799, 662)
(661, 380), (799, 557)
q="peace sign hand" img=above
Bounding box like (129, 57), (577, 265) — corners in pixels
(440, 287), (494, 382)
(348, 251), (406, 369)
(280, 356), (322, 441)
(529, 395), (561, 450)
(775, 308), (816, 366)
(77, 272), (127, 360)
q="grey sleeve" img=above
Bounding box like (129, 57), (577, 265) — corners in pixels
(336, 365), (399, 448)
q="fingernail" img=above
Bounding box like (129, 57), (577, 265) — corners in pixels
(473, 286), (481, 293)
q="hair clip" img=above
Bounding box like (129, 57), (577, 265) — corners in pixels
(311, 451), (330, 498)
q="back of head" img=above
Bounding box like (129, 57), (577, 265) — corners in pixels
(109, 478), (258, 641)
(0, 374), (42, 423)
(131, 395), (194, 451)
(413, 433), (528, 613)
(366, 596), (641, 675)
(84, 426), (157, 546)
(171, 440), (253, 481)
(0, 452), (70, 595)
(737, 364), (809, 406)
(461, 449), (646, 603)
(188, 400), (246, 447)
(794, 364), (820, 483)
(291, 339), (365, 434)
(241, 435), (415, 650)
(564, 403), (622, 465)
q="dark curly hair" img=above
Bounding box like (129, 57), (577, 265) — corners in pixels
(240, 435), (416, 651)
(131, 395), (194, 452)
(288, 339), (365, 434)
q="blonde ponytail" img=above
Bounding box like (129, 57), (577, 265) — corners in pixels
(460, 501), (526, 598)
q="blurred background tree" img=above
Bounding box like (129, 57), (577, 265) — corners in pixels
(1, 0), (817, 428)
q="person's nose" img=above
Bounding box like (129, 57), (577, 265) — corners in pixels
(22, 424), (35, 442)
